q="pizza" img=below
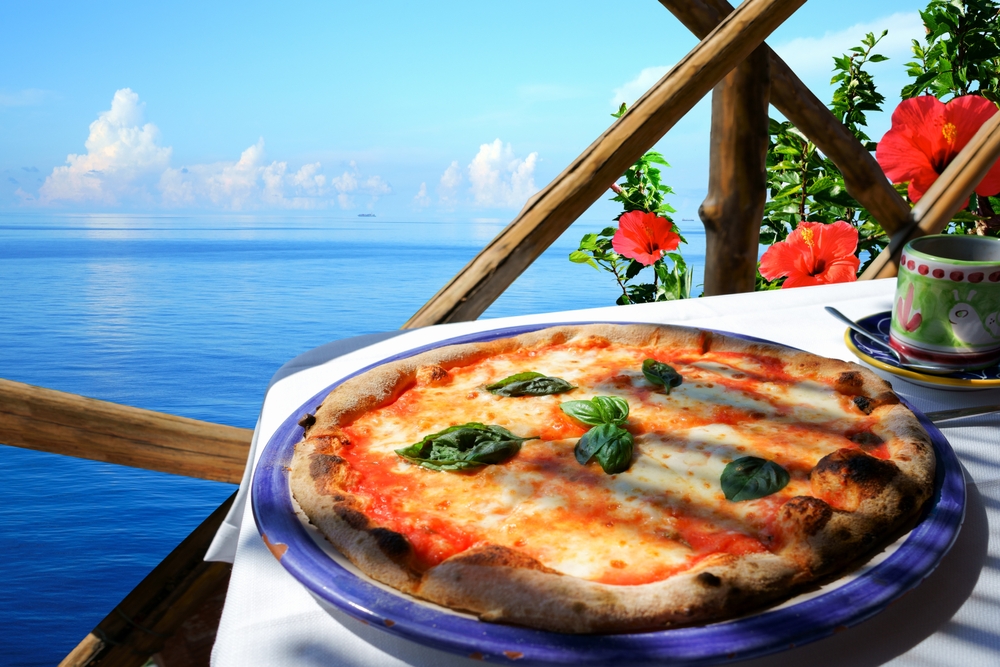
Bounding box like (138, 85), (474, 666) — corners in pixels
(288, 323), (935, 633)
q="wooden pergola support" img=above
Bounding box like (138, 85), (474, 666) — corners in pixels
(659, 0), (912, 240)
(861, 112), (1000, 279)
(58, 493), (237, 667)
(403, 0), (806, 328)
(699, 44), (771, 295)
(0, 378), (252, 484)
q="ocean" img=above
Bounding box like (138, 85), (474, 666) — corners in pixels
(0, 213), (706, 665)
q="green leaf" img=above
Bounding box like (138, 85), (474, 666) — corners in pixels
(560, 395), (629, 426)
(642, 359), (683, 394)
(569, 250), (600, 270)
(575, 423), (634, 474)
(396, 423), (536, 471)
(721, 456), (790, 501)
(486, 372), (574, 397)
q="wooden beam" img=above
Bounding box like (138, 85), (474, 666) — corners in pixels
(699, 44), (771, 295)
(658, 0), (912, 237)
(860, 111), (1000, 279)
(402, 0), (806, 328)
(0, 378), (251, 484)
(59, 493), (236, 667)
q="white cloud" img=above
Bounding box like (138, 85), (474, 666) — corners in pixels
(611, 66), (670, 109)
(0, 88), (53, 107)
(161, 147), (392, 210)
(773, 12), (923, 80)
(467, 139), (538, 208)
(438, 160), (463, 206)
(33, 89), (391, 210)
(39, 88), (172, 204)
(413, 182), (431, 207)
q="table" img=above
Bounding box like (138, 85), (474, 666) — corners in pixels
(207, 280), (1000, 666)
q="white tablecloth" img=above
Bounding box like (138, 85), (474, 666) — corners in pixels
(209, 280), (1000, 666)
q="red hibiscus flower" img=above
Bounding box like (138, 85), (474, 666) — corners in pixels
(759, 221), (860, 288)
(876, 95), (1000, 202)
(611, 210), (680, 266)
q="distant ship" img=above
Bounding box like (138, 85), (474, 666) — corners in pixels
(358, 213), (376, 217)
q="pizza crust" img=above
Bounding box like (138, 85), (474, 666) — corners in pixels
(288, 324), (935, 633)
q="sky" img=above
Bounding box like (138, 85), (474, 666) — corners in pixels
(0, 0), (932, 221)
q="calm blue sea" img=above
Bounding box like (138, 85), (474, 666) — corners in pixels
(0, 213), (706, 666)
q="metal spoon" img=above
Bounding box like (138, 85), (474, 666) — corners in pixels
(824, 307), (957, 374)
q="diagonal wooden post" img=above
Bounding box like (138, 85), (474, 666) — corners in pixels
(699, 45), (771, 295)
(659, 0), (912, 239)
(59, 493), (236, 667)
(403, 0), (807, 328)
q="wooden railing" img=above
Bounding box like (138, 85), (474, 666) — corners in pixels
(6, 0), (1000, 665)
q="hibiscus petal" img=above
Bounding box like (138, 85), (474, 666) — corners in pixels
(759, 239), (803, 281)
(815, 221), (858, 261)
(946, 95), (998, 150)
(877, 97), (946, 198)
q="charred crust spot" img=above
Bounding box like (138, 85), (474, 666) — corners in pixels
(779, 496), (834, 536)
(898, 493), (916, 515)
(849, 430), (884, 448)
(852, 391), (900, 415)
(298, 412), (316, 428)
(450, 544), (558, 573)
(370, 527), (412, 559)
(697, 572), (722, 587)
(698, 330), (713, 355)
(836, 371), (865, 394)
(334, 504), (372, 531)
(309, 453), (345, 479)
(853, 396), (874, 414)
(571, 602), (587, 614)
(416, 364), (452, 386)
(812, 448), (899, 496)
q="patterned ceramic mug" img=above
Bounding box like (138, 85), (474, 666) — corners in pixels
(891, 234), (1000, 369)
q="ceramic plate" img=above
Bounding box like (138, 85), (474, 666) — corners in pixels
(253, 322), (965, 666)
(843, 311), (1000, 390)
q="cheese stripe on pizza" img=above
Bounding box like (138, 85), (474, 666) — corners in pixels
(289, 324), (934, 633)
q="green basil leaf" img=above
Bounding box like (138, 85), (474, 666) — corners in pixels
(592, 426), (634, 474)
(575, 423), (634, 474)
(486, 371), (574, 397)
(560, 399), (604, 425)
(560, 396), (629, 426)
(721, 456), (790, 501)
(592, 395), (629, 424)
(396, 423), (536, 471)
(642, 359), (683, 394)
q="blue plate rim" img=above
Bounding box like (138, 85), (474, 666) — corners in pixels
(252, 321), (966, 666)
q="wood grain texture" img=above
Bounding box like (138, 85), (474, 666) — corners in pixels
(403, 0), (806, 328)
(58, 493), (236, 667)
(0, 378), (251, 484)
(699, 45), (771, 295)
(659, 0), (912, 238)
(860, 111), (1000, 279)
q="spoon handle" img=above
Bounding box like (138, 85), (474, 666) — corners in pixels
(824, 307), (901, 360)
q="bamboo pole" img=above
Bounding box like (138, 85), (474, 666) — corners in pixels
(699, 45), (771, 295)
(658, 0), (912, 238)
(403, 0), (806, 328)
(0, 378), (251, 484)
(58, 493), (236, 667)
(860, 111), (1000, 279)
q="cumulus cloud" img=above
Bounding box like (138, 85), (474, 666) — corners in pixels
(34, 88), (390, 210)
(611, 66), (670, 109)
(468, 139), (538, 208)
(773, 13), (923, 80)
(39, 88), (172, 204)
(413, 182), (431, 207)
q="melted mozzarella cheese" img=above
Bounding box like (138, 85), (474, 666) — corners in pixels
(339, 341), (871, 584)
